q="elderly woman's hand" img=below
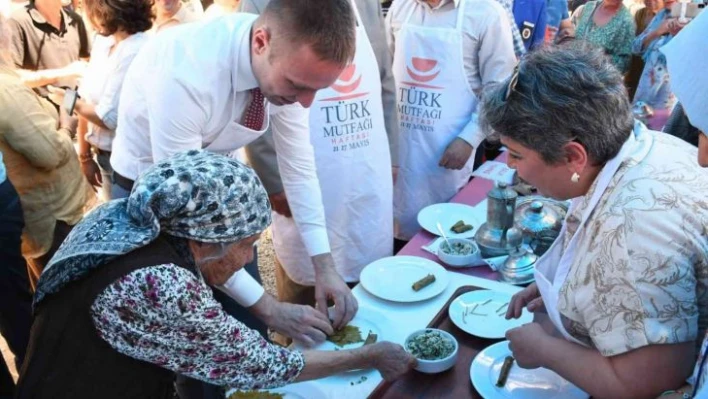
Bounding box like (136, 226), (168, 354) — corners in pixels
(369, 342), (418, 380)
(506, 282), (544, 319)
(439, 138), (474, 170)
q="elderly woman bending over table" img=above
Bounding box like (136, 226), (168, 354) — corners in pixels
(16, 150), (415, 398)
(483, 44), (708, 398)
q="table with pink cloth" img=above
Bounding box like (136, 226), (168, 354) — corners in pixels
(398, 154), (508, 282)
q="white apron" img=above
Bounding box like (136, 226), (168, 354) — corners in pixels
(271, 1), (393, 285)
(392, 0), (478, 240)
(534, 130), (644, 345)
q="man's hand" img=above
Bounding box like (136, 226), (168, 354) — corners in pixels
(269, 191), (292, 217)
(392, 166), (399, 185)
(249, 293), (334, 346)
(312, 253), (358, 329)
(59, 107), (78, 136)
(439, 138), (473, 170)
(506, 322), (555, 369)
(80, 158), (103, 191)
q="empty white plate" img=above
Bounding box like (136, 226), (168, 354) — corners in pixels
(470, 341), (589, 399)
(449, 290), (532, 339)
(360, 256), (449, 302)
(226, 381), (327, 399)
(417, 203), (484, 239)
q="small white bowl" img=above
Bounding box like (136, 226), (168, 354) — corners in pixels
(404, 328), (459, 374)
(437, 238), (481, 267)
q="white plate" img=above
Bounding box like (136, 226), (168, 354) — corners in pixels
(471, 341), (589, 399)
(417, 203), (484, 239)
(360, 256), (449, 302)
(226, 381), (327, 399)
(293, 306), (391, 352)
(449, 290), (532, 339)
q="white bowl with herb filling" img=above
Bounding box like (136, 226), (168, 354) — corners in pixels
(404, 328), (459, 374)
(437, 238), (481, 267)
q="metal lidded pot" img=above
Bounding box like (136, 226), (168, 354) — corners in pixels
(474, 182), (518, 257)
(514, 197), (567, 246)
(499, 228), (538, 285)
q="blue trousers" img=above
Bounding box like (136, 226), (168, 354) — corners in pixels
(0, 180), (32, 399)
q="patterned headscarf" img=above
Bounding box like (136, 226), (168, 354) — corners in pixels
(35, 150), (271, 305)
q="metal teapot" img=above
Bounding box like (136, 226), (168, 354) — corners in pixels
(499, 228), (538, 285)
(474, 182), (518, 257)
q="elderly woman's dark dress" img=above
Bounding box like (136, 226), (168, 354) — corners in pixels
(16, 151), (303, 398)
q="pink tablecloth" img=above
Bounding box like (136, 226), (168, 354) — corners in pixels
(398, 153), (509, 281)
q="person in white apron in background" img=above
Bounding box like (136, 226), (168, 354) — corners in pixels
(386, 0), (516, 250)
(240, 0), (395, 311)
(661, 12), (708, 399)
(488, 44), (708, 398)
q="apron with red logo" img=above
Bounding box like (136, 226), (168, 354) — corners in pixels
(392, 0), (478, 240)
(271, 1), (393, 284)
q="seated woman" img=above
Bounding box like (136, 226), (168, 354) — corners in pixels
(16, 150), (416, 398)
(484, 44), (708, 398)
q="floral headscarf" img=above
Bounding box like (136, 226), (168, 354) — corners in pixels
(35, 150), (271, 305)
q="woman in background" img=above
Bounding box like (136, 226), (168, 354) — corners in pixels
(573, 0), (635, 73)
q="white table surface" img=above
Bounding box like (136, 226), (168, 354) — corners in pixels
(284, 271), (523, 399)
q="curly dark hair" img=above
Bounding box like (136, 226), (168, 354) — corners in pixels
(84, 0), (153, 36)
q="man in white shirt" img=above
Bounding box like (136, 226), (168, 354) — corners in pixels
(386, 0), (517, 250)
(239, 0), (396, 335)
(111, 0), (358, 346)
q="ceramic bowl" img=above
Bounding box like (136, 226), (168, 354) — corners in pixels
(437, 238), (481, 267)
(404, 328), (459, 374)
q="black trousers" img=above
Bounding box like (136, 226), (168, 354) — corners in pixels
(0, 180), (32, 399)
(174, 248), (266, 399)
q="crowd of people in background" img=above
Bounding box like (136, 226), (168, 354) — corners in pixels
(0, 0), (707, 397)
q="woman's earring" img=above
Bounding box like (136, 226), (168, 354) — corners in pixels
(571, 172), (580, 183)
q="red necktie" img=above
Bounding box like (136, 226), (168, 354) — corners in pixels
(243, 88), (265, 130)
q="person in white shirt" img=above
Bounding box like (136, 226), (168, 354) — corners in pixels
(111, 0), (359, 344)
(152, 0), (201, 33)
(48, 0), (151, 201)
(239, 0), (395, 334)
(661, 11), (708, 399)
(386, 0), (517, 249)
(204, 0), (238, 19)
